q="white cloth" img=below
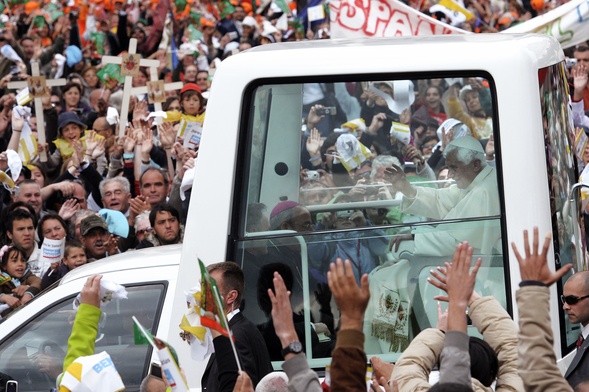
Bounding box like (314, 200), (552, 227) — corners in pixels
(27, 243), (42, 278)
(402, 165), (501, 255)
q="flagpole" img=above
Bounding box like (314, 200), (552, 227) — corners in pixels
(212, 285), (242, 373)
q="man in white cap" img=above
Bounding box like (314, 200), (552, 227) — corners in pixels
(387, 135), (500, 255)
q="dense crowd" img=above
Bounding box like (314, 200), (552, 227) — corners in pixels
(0, 0), (588, 391)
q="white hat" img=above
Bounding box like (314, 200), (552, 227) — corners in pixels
(242, 16), (257, 27)
(223, 41), (239, 55)
(59, 351), (125, 392)
(446, 135), (484, 154)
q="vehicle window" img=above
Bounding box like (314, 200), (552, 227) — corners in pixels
(0, 284), (165, 392)
(237, 76), (505, 366)
(541, 63), (587, 353)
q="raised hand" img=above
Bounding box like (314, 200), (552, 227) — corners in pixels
(58, 198), (80, 221)
(91, 137), (105, 160)
(158, 122), (176, 150)
(306, 127), (321, 158)
(511, 227), (572, 286)
(80, 275), (103, 308)
(84, 130), (99, 158)
(327, 258), (370, 331)
(268, 272), (297, 346)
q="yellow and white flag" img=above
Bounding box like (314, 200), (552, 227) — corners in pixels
(14, 106), (37, 164)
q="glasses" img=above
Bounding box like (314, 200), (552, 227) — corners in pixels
(136, 227), (153, 236)
(560, 294), (589, 305)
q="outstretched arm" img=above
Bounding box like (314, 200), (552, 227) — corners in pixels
(513, 227), (573, 392)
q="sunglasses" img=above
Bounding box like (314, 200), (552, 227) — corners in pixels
(560, 294), (589, 305)
(136, 227), (153, 236)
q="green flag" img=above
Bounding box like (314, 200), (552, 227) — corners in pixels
(186, 25), (203, 42)
(275, 0), (290, 14)
(174, 0), (187, 11)
(190, 11), (201, 24)
(218, 0), (235, 19)
(133, 321), (153, 345)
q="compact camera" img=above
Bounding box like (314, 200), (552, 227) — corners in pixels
(315, 107), (337, 116)
(335, 209), (354, 219)
(306, 170), (320, 181)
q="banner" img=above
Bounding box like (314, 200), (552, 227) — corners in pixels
(503, 0), (589, 49)
(329, 0), (467, 39)
(330, 0), (589, 49)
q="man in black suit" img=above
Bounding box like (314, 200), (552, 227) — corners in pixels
(201, 262), (273, 391)
(564, 271), (589, 388)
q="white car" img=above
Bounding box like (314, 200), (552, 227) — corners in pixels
(0, 245), (183, 392)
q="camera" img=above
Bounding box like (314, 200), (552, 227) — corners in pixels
(335, 209), (354, 219)
(306, 170), (320, 181)
(315, 107), (337, 116)
(566, 58), (578, 69)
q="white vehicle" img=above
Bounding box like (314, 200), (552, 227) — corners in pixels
(0, 33), (585, 390)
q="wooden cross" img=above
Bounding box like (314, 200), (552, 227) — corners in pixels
(101, 38), (159, 136)
(131, 67), (183, 124)
(7, 62), (66, 162)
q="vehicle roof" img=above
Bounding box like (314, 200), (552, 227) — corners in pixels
(225, 33), (562, 77)
(60, 244), (182, 285)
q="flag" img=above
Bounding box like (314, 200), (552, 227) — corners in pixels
(437, 0), (474, 21)
(133, 321), (153, 345)
(170, 30), (179, 71)
(133, 317), (189, 392)
(179, 258), (229, 340)
(275, 0), (290, 14)
(218, 0), (235, 19)
(198, 259), (230, 337)
(13, 106), (37, 165)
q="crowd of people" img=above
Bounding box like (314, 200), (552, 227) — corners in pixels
(0, 0), (588, 391)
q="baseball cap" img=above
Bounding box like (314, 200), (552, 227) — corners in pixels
(180, 83), (202, 95)
(80, 215), (109, 237)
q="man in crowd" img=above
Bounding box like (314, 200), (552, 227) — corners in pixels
(140, 168), (170, 209)
(387, 135), (500, 256)
(79, 214), (117, 261)
(136, 205), (183, 249)
(6, 208), (40, 276)
(563, 269), (589, 388)
(573, 44), (589, 110)
(201, 262), (273, 391)
(13, 179), (43, 219)
(100, 177), (132, 216)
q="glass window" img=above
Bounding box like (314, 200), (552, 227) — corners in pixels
(0, 284), (165, 392)
(237, 76), (506, 366)
(540, 63), (588, 353)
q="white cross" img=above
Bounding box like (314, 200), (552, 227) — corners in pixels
(101, 38), (159, 136)
(7, 62), (66, 162)
(131, 67), (183, 124)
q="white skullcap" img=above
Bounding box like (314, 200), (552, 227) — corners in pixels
(446, 135), (484, 154)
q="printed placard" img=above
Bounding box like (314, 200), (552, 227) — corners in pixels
(120, 53), (141, 77)
(147, 81), (166, 103)
(183, 122), (203, 149)
(28, 76), (48, 98)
